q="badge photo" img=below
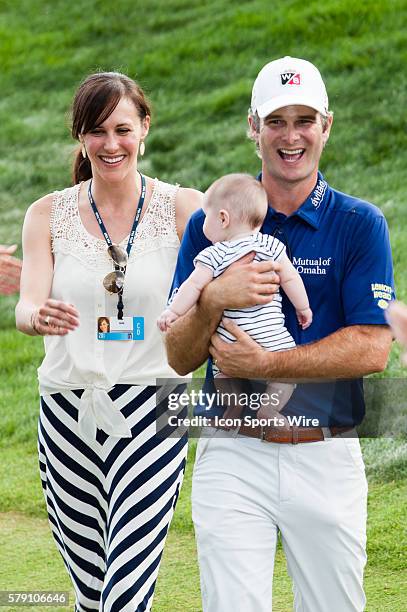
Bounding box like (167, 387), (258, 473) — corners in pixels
(97, 316), (144, 341)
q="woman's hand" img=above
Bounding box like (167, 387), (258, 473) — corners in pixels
(32, 299), (80, 336)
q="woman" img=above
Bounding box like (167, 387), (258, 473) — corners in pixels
(16, 72), (201, 612)
(98, 316), (110, 334)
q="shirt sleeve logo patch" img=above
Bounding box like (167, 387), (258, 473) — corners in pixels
(371, 283), (393, 308)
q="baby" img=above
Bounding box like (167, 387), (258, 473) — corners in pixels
(158, 173), (312, 413)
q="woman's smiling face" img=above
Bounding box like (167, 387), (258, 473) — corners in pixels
(82, 97), (150, 184)
(99, 319), (109, 333)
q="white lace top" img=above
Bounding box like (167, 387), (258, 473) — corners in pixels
(38, 179), (181, 441)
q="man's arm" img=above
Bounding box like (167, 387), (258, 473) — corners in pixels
(209, 320), (392, 379)
(209, 201), (394, 381)
(165, 285), (223, 376)
(0, 244), (22, 295)
(165, 254), (281, 375)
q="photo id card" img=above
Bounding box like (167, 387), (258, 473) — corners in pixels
(97, 316), (144, 341)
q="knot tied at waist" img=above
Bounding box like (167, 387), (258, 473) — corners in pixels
(78, 387), (132, 442)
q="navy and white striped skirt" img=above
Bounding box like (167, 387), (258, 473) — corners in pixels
(38, 384), (187, 612)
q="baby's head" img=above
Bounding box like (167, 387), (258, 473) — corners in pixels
(202, 173), (268, 243)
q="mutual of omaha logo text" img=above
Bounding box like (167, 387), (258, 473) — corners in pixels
(293, 257), (332, 275)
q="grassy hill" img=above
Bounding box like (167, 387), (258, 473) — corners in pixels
(1, 0), (407, 234)
(0, 0), (406, 609)
(1, 0), (407, 321)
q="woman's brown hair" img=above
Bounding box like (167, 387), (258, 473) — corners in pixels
(71, 72), (151, 184)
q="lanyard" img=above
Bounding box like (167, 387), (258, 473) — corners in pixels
(88, 172), (146, 318)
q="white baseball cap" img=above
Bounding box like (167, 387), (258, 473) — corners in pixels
(251, 56), (329, 118)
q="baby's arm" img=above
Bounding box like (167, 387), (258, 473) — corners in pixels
(171, 264), (214, 316)
(158, 264), (214, 331)
(278, 254), (313, 329)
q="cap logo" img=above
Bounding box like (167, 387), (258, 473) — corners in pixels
(281, 72), (301, 86)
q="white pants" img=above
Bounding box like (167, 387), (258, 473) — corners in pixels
(192, 430), (367, 612)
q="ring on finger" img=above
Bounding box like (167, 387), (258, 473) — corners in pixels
(44, 315), (51, 325)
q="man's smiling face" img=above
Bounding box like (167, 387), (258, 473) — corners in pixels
(253, 104), (332, 186)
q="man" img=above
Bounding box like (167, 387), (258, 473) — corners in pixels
(0, 244), (21, 295)
(166, 57), (394, 611)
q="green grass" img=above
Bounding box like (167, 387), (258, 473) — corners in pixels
(0, 470), (406, 611)
(1, 0), (407, 280)
(0, 0), (407, 609)
(1, 334), (405, 611)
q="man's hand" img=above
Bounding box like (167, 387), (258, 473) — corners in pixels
(203, 252), (280, 313)
(209, 321), (392, 380)
(209, 318), (269, 378)
(0, 244), (22, 295)
(165, 252), (281, 376)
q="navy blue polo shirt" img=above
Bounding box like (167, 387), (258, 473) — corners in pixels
(169, 173), (395, 426)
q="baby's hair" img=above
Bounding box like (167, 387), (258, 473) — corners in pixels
(205, 173), (267, 229)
